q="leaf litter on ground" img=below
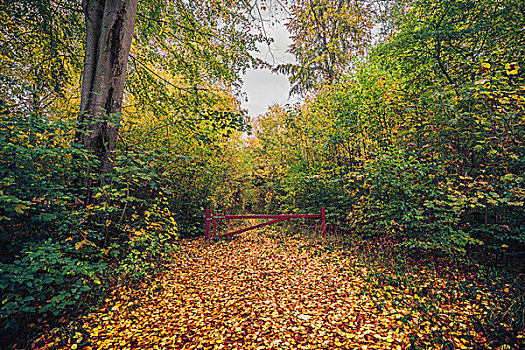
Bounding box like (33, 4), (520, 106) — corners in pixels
(33, 230), (524, 349)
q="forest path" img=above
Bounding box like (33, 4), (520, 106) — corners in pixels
(39, 230), (498, 349)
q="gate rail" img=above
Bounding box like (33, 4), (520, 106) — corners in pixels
(205, 208), (326, 239)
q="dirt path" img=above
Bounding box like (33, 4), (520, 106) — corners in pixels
(37, 231), (517, 349)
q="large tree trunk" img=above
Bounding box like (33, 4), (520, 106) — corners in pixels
(77, 0), (138, 192)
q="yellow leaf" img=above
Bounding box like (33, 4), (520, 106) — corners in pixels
(14, 204), (29, 214)
(75, 239), (96, 250)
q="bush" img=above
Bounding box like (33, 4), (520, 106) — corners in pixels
(0, 239), (106, 329)
(0, 109), (90, 260)
(347, 147), (479, 254)
(118, 201), (178, 280)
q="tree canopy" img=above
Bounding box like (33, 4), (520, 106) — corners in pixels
(276, 0), (373, 95)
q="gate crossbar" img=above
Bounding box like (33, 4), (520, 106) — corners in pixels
(216, 214), (321, 219)
(205, 208), (326, 240)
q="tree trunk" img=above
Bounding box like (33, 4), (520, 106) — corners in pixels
(77, 0), (138, 191)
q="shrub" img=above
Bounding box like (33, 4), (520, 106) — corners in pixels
(0, 239), (106, 329)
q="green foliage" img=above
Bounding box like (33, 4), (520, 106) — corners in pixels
(347, 147), (480, 254)
(0, 106), (89, 255)
(0, 239), (106, 326)
(0, 0), (84, 112)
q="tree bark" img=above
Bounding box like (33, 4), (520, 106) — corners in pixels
(77, 0), (138, 190)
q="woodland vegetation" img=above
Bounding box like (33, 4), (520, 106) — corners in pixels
(0, 0), (524, 348)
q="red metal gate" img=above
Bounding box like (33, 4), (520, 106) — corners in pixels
(205, 208), (326, 240)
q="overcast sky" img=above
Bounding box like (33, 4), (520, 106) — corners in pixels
(240, 21), (300, 118)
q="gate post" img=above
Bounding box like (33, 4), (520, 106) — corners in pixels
(321, 207), (327, 237)
(205, 209), (211, 240)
